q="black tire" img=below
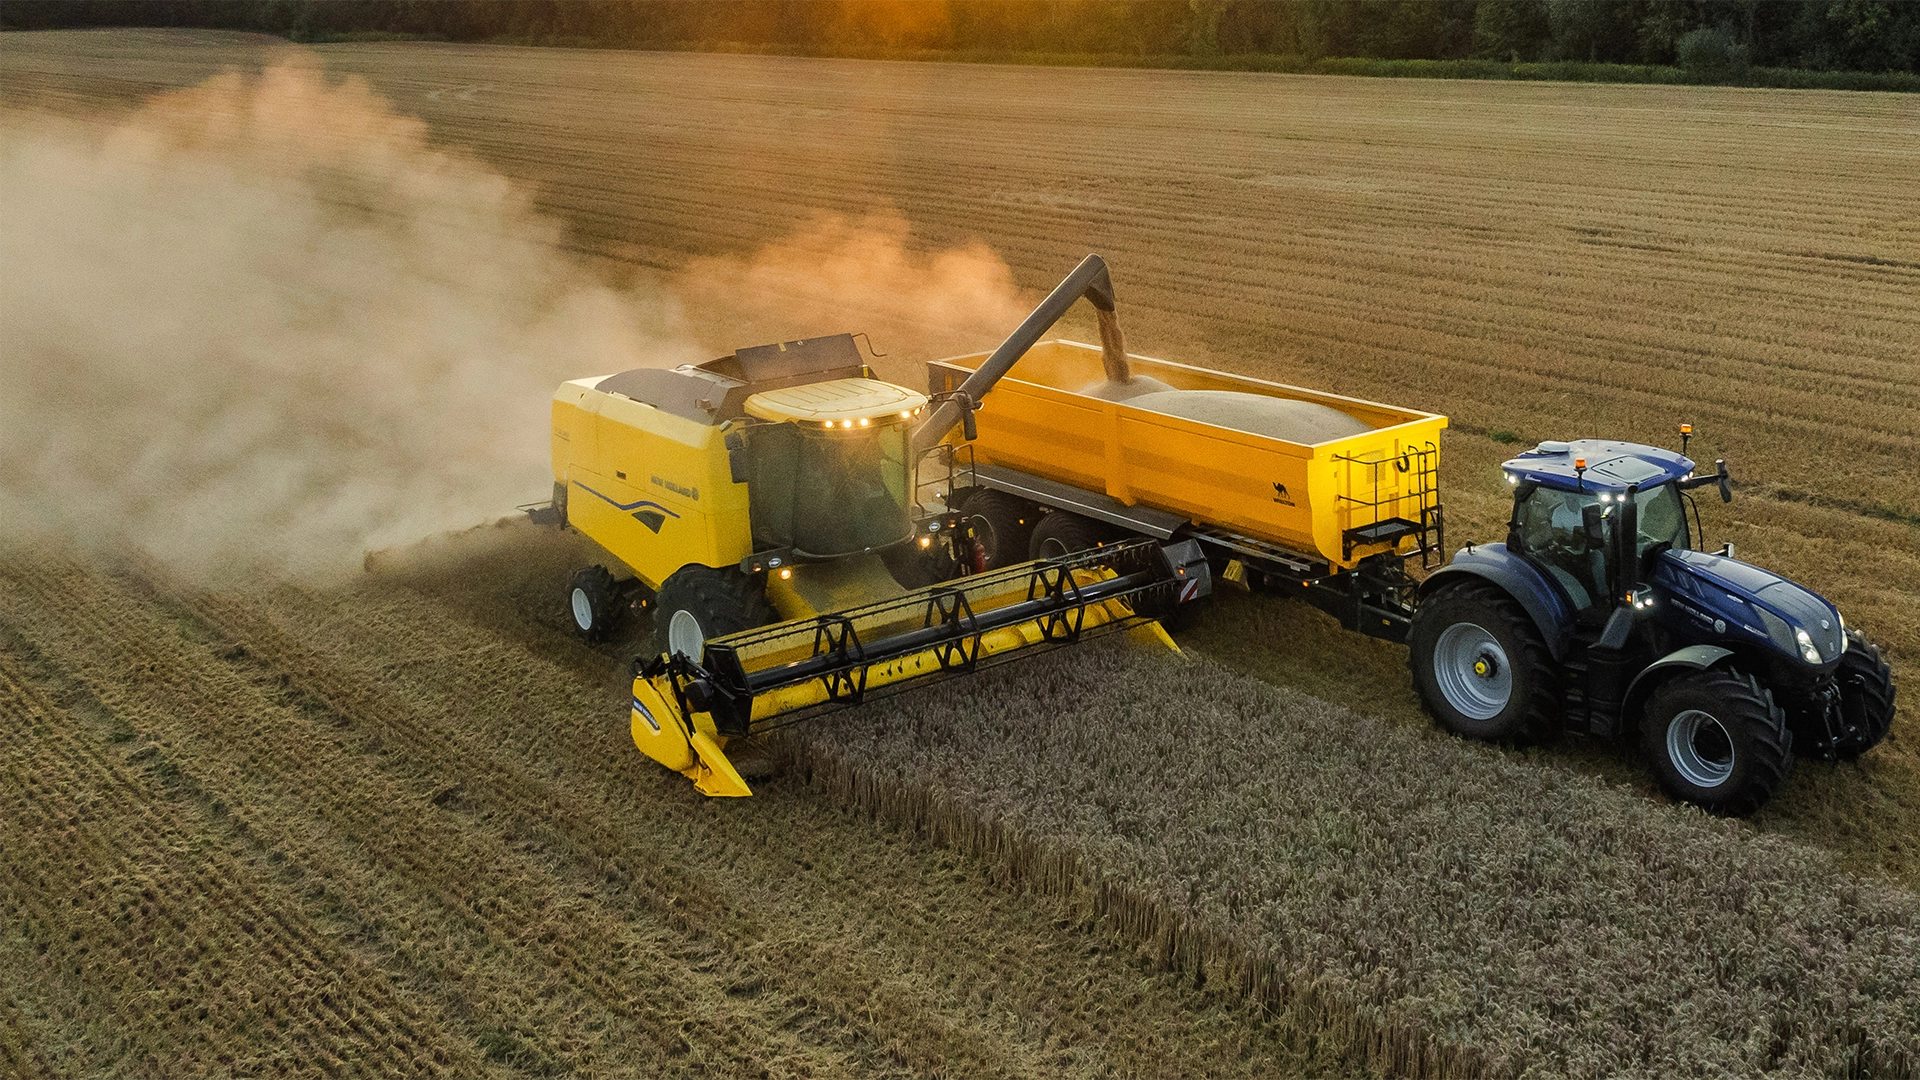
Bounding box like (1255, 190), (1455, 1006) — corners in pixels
(1641, 669), (1792, 816)
(958, 489), (1037, 572)
(880, 535), (961, 589)
(1835, 628), (1896, 759)
(1027, 510), (1118, 561)
(567, 565), (622, 642)
(654, 564), (775, 662)
(1408, 580), (1559, 743)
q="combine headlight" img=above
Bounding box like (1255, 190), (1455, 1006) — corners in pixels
(1794, 626), (1821, 664)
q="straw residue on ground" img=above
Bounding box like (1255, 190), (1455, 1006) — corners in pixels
(789, 639), (1920, 1078)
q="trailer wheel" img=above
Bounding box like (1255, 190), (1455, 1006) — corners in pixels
(958, 490), (1036, 572)
(654, 565), (775, 663)
(1408, 580), (1558, 743)
(568, 565), (622, 643)
(1835, 629), (1896, 759)
(1642, 669), (1792, 816)
(1028, 510), (1117, 561)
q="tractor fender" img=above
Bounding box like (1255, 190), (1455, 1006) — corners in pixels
(1622, 644), (1735, 723)
(1420, 544), (1574, 661)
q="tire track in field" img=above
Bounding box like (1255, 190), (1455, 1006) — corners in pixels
(0, 640), (467, 1077)
(2, 553), (1354, 1077)
(155, 566), (1359, 1078)
(0, 557), (872, 1078)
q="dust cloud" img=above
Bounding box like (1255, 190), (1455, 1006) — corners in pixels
(677, 209), (1031, 368)
(0, 59), (1027, 583)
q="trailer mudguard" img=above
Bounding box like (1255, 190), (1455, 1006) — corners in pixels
(1621, 644), (1735, 723)
(1420, 543), (1575, 660)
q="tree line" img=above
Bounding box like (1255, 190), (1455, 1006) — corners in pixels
(6, 1), (1915, 75)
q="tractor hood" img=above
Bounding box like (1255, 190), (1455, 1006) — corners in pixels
(1659, 549), (1845, 665)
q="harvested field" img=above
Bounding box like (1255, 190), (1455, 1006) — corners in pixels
(4, 27), (1919, 1078)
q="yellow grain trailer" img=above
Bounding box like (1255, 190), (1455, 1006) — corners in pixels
(537, 255), (1447, 796)
(928, 339), (1448, 638)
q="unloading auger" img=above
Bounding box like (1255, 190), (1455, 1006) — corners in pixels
(536, 255), (1210, 796)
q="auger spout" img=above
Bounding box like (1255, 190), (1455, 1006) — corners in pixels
(912, 253), (1121, 454)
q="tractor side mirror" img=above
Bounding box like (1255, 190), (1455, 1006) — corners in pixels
(724, 431), (749, 485)
(1715, 459), (1731, 503)
(1582, 503), (1607, 545)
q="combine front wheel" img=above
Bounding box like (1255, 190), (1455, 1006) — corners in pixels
(1642, 670), (1792, 816)
(1408, 581), (1558, 743)
(1028, 510), (1116, 560)
(654, 565), (775, 663)
(1835, 629), (1896, 759)
(958, 490), (1036, 572)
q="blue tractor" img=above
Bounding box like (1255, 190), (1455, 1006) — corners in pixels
(1408, 438), (1896, 815)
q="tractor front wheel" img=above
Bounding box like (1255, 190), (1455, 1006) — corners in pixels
(1642, 670), (1792, 816)
(1408, 581), (1558, 743)
(568, 565), (622, 643)
(654, 565), (775, 663)
(1835, 629), (1896, 759)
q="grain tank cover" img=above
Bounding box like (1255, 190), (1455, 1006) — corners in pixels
(733, 334), (865, 384)
(745, 378), (928, 425)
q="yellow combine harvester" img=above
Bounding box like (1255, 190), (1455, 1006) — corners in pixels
(538, 256), (1447, 796)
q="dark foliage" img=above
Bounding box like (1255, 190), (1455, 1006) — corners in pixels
(4, 0), (1915, 75)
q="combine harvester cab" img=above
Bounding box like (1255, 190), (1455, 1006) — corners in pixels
(543, 255), (1211, 796)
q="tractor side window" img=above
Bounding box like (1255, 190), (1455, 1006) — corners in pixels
(1514, 487), (1608, 612)
(1635, 483), (1689, 554)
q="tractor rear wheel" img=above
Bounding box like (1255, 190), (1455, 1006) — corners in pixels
(1408, 581), (1558, 743)
(1835, 629), (1896, 759)
(654, 565), (775, 663)
(957, 489), (1036, 572)
(1642, 669), (1792, 816)
(567, 565), (622, 643)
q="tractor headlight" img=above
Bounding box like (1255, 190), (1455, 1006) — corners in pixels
(1794, 626), (1821, 665)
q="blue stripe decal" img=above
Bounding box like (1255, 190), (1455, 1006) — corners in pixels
(574, 481), (680, 518)
(633, 697), (661, 733)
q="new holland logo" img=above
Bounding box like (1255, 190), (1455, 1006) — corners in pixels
(1271, 482), (1296, 506)
(633, 696), (660, 733)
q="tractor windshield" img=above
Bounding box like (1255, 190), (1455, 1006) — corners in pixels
(744, 420), (913, 557)
(1514, 482), (1688, 610)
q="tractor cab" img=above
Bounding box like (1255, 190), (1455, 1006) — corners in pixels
(1500, 440), (1696, 619)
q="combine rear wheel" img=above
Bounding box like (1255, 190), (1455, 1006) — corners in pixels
(1408, 581), (1558, 743)
(958, 490), (1036, 572)
(1642, 670), (1792, 816)
(568, 565), (622, 643)
(654, 565), (775, 663)
(1835, 629), (1896, 759)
